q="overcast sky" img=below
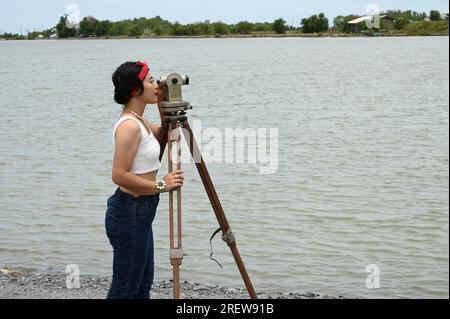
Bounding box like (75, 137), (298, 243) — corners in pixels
(0, 0), (448, 33)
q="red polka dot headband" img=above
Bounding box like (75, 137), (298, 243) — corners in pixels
(131, 61), (150, 97)
(136, 61), (149, 81)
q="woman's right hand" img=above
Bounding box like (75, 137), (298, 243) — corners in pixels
(163, 169), (184, 192)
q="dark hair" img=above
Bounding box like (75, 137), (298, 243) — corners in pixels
(112, 62), (145, 105)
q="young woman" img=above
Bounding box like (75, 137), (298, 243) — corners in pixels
(105, 61), (184, 299)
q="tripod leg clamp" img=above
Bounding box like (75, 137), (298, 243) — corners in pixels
(170, 249), (185, 260)
(221, 227), (236, 245)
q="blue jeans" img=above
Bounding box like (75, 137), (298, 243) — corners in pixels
(105, 187), (160, 299)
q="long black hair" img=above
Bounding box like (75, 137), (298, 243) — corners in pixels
(112, 62), (145, 105)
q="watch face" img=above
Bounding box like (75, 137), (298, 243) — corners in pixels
(157, 180), (165, 189)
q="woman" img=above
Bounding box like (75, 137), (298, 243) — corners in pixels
(105, 61), (184, 299)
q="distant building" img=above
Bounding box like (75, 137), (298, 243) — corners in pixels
(347, 15), (396, 32)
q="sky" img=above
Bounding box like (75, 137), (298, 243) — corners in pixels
(0, 0), (448, 33)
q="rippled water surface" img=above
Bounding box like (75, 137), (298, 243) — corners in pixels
(0, 37), (448, 298)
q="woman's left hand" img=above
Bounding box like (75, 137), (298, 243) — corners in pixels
(156, 86), (167, 103)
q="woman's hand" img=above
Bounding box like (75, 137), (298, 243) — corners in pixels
(163, 169), (184, 192)
(156, 85), (167, 103)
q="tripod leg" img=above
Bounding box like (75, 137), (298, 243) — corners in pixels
(168, 122), (174, 253)
(168, 123), (184, 299)
(181, 121), (257, 299)
(172, 262), (181, 299)
(168, 122), (184, 299)
(177, 125), (182, 250)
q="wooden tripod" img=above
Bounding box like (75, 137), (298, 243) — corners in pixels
(158, 113), (257, 299)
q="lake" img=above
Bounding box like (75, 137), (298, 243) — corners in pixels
(0, 36), (448, 298)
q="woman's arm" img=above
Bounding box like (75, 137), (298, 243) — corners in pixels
(112, 120), (161, 193)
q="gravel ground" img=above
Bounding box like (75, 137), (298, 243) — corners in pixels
(0, 269), (345, 299)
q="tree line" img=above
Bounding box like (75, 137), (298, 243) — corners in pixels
(1, 9), (448, 40)
(51, 15), (290, 38)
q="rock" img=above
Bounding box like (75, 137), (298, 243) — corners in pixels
(0, 268), (24, 277)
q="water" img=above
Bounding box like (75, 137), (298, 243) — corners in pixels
(0, 37), (448, 299)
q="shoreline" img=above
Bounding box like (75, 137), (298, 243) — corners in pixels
(1, 33), (448, 41)
(0, 269), (346, 299)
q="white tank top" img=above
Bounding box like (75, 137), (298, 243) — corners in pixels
(112, 115), (162, 174)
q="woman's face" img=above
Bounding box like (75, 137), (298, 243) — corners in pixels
(139, 72), (160, 104)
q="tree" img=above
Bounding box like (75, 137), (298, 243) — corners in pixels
(153, 25), (164, 36)
(42, 28), (55, 38)
(56, 15), (77, 38)
(108, 21), (128, 36)
(128, 25), (142, 37)
(172, 22), (191, 35)
(212, 21), (230, 35)
(80, 16), (98, 36)
(1, 32), (26, 40)
(333, 15), (359, 32)
(394, 18), (410, 30)
(430, 10), (442, 21)
(414, 11), (428, 21)
(273, 18), (288, 34)
(191, 21), (213, 35)
(235, 21), (253, 34)
(253, 22), (273, 32)
(95, 20), (112, 36)
(27, 31), (40, 40)
(333, 15), (345, 31)
(301, 13), (329, 33)
(318, 13), (329, 31)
